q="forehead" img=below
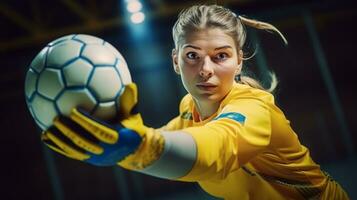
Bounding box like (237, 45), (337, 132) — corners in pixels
(180, 28), (236, 49)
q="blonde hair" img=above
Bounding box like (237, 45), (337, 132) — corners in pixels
(172, 4), (287, 93)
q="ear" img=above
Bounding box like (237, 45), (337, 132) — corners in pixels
(236, 50), (243, 75)
(172, 49), (180, 75)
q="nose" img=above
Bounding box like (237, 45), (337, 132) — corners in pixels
(199, 56), (214, 79)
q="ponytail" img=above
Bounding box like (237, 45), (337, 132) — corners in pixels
(238, 72), (278, 94)
(239, 16), (288, 45)
(237, 16), (287, 93)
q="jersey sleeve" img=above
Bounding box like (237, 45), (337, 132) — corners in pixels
(127, 96), (272, 182)
(125, 95), (198, 179)
(178, 98), (272, 182)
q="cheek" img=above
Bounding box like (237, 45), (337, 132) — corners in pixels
(180, 63), (198, 78)
(216, 65), (238, 80)
(179, 67), (197, 92)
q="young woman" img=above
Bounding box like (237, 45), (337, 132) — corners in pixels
(42, 4), (349, 200)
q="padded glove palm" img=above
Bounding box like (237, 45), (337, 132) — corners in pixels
(41, 83), (148, 166)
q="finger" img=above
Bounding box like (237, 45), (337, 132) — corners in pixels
(119, 83), (139, 117)
(70, 108), (118, 144)
(42, 139), (80, 160)
(42, 133), (74, 158)
(43, 130), (90, 160)
(54, 117), (104, 154)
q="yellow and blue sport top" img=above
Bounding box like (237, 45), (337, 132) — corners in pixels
(121, 83), (349, 200)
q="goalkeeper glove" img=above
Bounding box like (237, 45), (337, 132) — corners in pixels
(41, 83), (154, 167)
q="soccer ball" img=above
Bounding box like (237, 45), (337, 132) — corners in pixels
(24, 34), (132, 131)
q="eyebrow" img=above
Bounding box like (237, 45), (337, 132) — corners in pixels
(183, 44), (233, 51)
(183, 44), (201, 50)
(214, 45), (233, 51)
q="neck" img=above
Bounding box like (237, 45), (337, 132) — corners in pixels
(193, 98), (221, 121)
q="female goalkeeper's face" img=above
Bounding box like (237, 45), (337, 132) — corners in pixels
(172, 28), (243, 105)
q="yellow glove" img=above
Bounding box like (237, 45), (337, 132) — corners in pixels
(41, 83), (150, 166)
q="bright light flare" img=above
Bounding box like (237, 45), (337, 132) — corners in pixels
(130, 12), (145, 24)
(127, 1), (142, 13)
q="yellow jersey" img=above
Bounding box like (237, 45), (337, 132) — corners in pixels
(160, 83), (348, 200)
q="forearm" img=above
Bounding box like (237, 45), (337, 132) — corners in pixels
(119, 129), (197, 180)
(119, 120), (241, 182)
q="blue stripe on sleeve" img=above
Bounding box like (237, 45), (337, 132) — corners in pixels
(214, 112), (246, 124)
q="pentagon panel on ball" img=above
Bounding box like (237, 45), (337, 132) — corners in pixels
(24, 34), (132, 131)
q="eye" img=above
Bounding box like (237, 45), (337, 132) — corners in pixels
(215, 52), (229, 61)
(186, 52), (199, 60)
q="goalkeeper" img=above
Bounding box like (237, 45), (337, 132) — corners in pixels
(41, 4), (349, 200)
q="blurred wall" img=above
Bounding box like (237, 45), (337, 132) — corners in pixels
(1, 1), (356, 199)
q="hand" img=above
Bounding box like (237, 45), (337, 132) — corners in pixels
(41, 83), (148, 166)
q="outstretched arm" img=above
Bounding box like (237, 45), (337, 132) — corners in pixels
(42, 84), (271, 182)
(137, 99), (272, 182)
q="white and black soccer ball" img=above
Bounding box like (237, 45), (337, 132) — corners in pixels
(24, 34), (132, 131)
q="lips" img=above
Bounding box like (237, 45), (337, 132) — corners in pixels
(197, 82), (216, 86)
(196, 82), (217, 91)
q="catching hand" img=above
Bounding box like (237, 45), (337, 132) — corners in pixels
(41, 83), (147, 166)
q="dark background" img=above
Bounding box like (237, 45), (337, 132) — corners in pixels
(1, 0), (356, 199)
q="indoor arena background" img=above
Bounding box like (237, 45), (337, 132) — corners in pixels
(0, 0), (356, 199)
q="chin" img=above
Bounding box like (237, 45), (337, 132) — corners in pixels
(195, 93), (223, 103)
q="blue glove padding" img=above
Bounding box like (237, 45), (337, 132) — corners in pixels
(42, 108), (142, 166)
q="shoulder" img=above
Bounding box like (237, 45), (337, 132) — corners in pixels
(222, 83), (275, 108)
(218, 84), (276, 121)
(179, 93), (192, 109)
(219, 84), (290, 127)
(178, 94), (194, 119)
